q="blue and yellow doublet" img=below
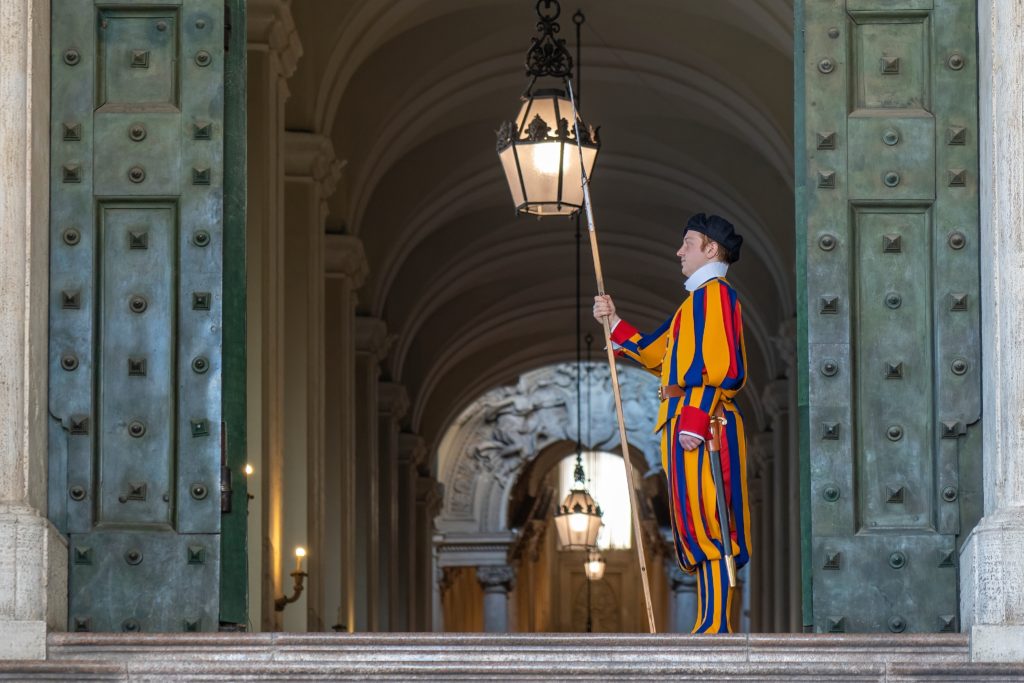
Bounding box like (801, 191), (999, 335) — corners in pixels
(610, 276), (751, 634)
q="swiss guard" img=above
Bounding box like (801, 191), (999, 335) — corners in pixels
(593, 212), (751, 634)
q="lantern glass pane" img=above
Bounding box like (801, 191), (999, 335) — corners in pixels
(516, 140), (565, 207)
(498, 145), (525, 208)
(516, 93), (565, 133)
(560, 143), (597, 209)
(553, 512), (571, 550)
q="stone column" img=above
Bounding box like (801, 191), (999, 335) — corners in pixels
(354, 317), (389, 630)
(738, 563), (752, 634)
(419, 480), (444, 631)
(477, 565), (516, 632)
(666, 562), (698, 633)
(324, 236), (367, 632)
(963, 0), (1024, 662)
(284, 132), (342, 631)
(377, 382), (408, 632)
(431, 539), (444, 632)
(751, 432), (775, 632)
(398, 434), (428, 630)
(0, 0), (67, 660)
(762, 378), (791, 632)
(246, 0), (301, 632)
(770, 319), (801, 632)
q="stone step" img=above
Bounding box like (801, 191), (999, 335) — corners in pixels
(0, 632), (1019, 681)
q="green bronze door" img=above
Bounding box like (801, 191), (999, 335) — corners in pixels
(48, 0), (232, 632)
(798, 0), (982, 632)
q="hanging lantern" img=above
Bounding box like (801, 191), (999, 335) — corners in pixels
(496, 0), (600, 217)
(584, 551), (607, 581)
(554, 455), (604, 550)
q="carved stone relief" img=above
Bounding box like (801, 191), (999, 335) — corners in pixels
(437, 362), (660, 533)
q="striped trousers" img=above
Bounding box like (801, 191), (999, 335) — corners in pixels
(692, 558), (734, 633)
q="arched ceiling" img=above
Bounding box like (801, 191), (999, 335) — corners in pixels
(287, 0), (795, 448)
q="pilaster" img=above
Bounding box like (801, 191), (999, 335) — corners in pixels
(323, 235), (367, 632)
(396, 433), (426, 631)
(965, 0), (1024, 661)
(377, 383), (409, 631)
(353, 317), (390, 630)
(280, 132), (341, 632)
(0, 0), (67, 659)
(245, 0), (302, 632)
(419, 478), (444, 631)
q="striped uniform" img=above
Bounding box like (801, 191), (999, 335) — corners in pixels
(610, 276), (751, 634)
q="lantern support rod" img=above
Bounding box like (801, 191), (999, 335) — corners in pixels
(564, 76), (657, 635)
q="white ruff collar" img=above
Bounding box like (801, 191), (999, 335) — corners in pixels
(684, 261), (729, 292)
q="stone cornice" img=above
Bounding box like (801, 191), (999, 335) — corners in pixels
(247, 0), (303, 78)
(284, 131), (345, 202)
(378, 382), (409, 420)
(435, 531), (515, 568)
(324, 234), (368, 286)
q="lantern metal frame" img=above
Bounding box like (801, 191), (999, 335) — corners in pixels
(496, 1), (600, 217)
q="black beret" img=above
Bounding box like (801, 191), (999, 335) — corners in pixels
(683, 213), (743, 263)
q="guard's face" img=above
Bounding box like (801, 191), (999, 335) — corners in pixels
(676, 232), (716, 278)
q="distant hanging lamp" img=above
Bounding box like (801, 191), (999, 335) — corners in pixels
(584, 550), (606, 581)
(554, 454), (604, 550)
(581, 332), (606, 582)
(496, 0), (599, 216)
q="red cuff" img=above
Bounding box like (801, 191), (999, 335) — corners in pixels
(610, 319), (639, 345)
(678, 405), (711, 440)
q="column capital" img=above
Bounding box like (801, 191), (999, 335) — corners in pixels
(743, 432), (772, 480)
(476, 565), (516, 593)
(355, 316), (392, 359)
(247, 0), (303, 79)
(378, 382), (409, 420)
(284, 132), (345, 202)
(769, 318), (797, 378)
(325, 234), (369, 287)
(399, 433), (428, 469)
(760, 377), (790, 420)
(437, 566), (459, 597)
(416, 476), (444, 519)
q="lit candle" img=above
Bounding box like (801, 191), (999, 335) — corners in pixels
(295, 546), (306, 573)
(244, 464), (254, 476)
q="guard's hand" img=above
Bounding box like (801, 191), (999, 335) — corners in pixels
(593, 295), (621, 327)
(678, 433), (703, 451)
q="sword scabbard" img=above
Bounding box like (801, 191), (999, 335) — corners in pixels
(709, 409), (737, 588)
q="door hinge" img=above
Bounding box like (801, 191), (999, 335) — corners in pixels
(224, 2), (232, 53)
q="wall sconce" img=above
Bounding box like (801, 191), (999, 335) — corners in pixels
(274, 546), (308, 611)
